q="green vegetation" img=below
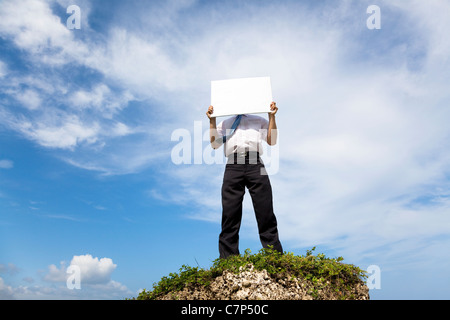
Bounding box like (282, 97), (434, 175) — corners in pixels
(134, 247), (368, 300)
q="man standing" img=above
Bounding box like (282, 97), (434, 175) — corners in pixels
(206, 102), (283, 259)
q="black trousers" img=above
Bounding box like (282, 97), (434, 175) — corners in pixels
(219, 153), (283, 259)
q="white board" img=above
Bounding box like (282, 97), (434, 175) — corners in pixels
(210, 77), (272, 118)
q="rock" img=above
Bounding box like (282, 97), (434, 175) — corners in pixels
(157, 263), (370, 300)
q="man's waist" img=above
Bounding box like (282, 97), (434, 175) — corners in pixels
(226, 151), (261, 164)
(225, 142), (263, 154)
(227, 150), (259, 157)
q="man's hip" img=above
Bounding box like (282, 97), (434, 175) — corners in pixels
(226, 151), (261, 165)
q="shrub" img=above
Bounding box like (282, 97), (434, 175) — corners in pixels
(134, 247), (368, 300)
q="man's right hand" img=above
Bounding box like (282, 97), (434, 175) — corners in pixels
(206, 105), (214, 120)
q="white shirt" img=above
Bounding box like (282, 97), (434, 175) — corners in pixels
(216, 114), (269, 157)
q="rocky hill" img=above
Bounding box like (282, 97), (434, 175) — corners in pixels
(135, 247), (369, 300)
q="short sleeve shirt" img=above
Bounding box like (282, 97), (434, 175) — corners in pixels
(216, 114), (269, 157)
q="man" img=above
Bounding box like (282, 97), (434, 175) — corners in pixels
(206, 102), (283, 259)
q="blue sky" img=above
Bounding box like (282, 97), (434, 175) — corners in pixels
(1, 0), (450, 299)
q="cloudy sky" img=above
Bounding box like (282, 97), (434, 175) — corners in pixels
(1, 0), (449, 299)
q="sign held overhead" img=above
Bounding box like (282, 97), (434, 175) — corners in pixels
(210, 77), (273, 118)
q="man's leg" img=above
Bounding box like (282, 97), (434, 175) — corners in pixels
(219, 164), (246, 259)
(246, 161), (283, 254)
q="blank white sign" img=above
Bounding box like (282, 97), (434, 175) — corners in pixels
(210, 77), (272, 118)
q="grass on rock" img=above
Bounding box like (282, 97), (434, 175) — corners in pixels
(134, 247), (368, 300)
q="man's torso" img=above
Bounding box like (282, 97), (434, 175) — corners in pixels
(217, 114), (269, 157)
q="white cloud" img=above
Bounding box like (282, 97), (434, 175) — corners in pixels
(16, 115), (100, 150)
(0, 255), (124, 299)
(0, 0), (178, 173)
(0, 159), (14, 169)
(5, 253), (133, 299)
(0, 277), (15, 299)
(0, 0), (89, 64)
(110, 122), (132, 136)
(44, 262), (68, 283)
(392, 0), (450, 63)
(44, 254), (117, 285)
(0, 0), (147, 172)
(0, 60), (7, 78)
(70, 85), (111, 110)
(68, 84), (134, 119)
(0, 263), (20, 275)
(15, 89), (42, 110)
(71, 254), (116, 284)
(55, 0), (92, 29)
(99, 28), (182, 96)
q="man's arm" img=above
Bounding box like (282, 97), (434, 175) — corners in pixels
(206, 105), (222, 149)
(267, 101), (278, 146)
